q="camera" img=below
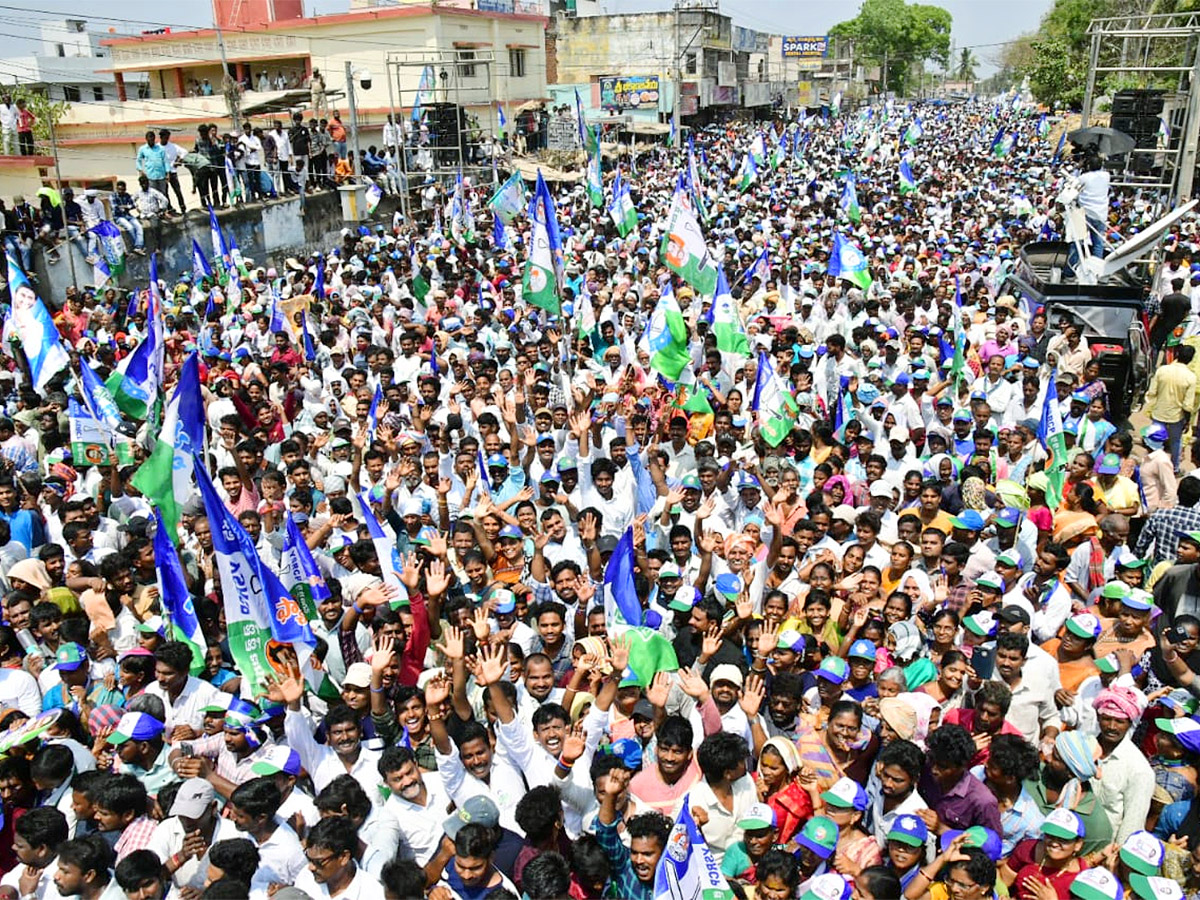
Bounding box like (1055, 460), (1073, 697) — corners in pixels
(358, 69), (373, 91)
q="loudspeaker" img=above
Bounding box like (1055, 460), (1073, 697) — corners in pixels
(425, 102), (465, 151)
(1112, 95), (1140, 115)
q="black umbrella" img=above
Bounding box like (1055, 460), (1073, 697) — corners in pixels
(1067, 126), (1136, 158)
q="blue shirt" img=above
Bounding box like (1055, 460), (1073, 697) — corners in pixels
(136, 143), (169, 180)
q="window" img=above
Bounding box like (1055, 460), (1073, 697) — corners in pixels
(509, 48), (526, 78)
(92, 86), (105, 101)
(457, 50), (476, 79)
(55, 43), (65, 57)
(685, 52), (697, 75)
(63, 85), (81, 102)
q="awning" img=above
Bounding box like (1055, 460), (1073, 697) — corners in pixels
(241, 89), (313, 117)
(625, 121), (670, 136)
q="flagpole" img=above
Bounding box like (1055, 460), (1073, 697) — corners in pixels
(47, 115), (78, 290)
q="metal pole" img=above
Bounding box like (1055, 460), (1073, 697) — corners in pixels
(345, 60), (361, 179)
(672, 0), (681, 133)
(1176, 34), (1200, 201)
(386, 54), (409, 224)
(215, 24), (240, 131)
(1081, 30), (1102, 126)
(46, 114), (78, 290)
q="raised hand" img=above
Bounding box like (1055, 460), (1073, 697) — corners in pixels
(757, 625), (778, 659)
(471, 607), (492, 642)
(560, 723), (587, 765)
(740, 672), (766, 717)
(424, 672), (452, 708)
(575, 577), (596, 605)
(357, 583), (400, 609)
(475, 643), (508, 686)
(370, 634), (396, 675)
(437, 477), (453, 496)
(677, 665), (710, 701)
(646, 671), (672, 709)
(399, 552), (422, 590)
(609, 634), (631, 674)
(425, 559), (451, 598)
(428, 530), (448, 559)
(435, 625), (465, 661)
(699, 624), (722, 661)
(578, 511), (599, 543)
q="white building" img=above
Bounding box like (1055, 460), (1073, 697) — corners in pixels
(0, 19), (146, 104)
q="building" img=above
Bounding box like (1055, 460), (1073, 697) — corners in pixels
(49, 1), (548, 189)
(0, 19), (146, 105)
(551, 3), (781, 126)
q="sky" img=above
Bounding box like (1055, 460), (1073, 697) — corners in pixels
(0, 0), (1053, 76)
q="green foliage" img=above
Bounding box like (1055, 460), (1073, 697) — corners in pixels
(956, 49), (978, 82)
(1027, 36), (1087, 107)
(830, 0), (953, 95)
(5, 84), (70, 151)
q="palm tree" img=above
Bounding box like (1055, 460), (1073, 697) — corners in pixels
(956, 49), (979, 83)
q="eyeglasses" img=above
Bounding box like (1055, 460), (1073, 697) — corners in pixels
(306, 853), (338, 868)
(947, 877), (980, 893)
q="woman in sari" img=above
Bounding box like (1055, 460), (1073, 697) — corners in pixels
(755, 736), (817, 844)
(819, 776), (884, 878)
(795, 698), (879, 792)
(918, 650), (970, 713)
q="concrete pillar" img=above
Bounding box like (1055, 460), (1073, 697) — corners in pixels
(115, 72), (127, 103)
(173, 67), (185, 97)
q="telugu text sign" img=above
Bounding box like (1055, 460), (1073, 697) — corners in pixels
(782, 35), (828, 59)
(599, 75), (661, 111)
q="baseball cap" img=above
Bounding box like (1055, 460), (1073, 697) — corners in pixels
(950, 510), (985, 531)
(736, 802), (777, 831)
(1129, 875), (1183, 900)
(1115, 548), (1150, 570)
(1119, 830), (1165, 875)
(680, 474), (702, 490)
(815, 656), (849, 684)
(1122, 589), (1154, 612)
(868, 480), (895, 498)
(1041, 808), (1085, 840)
(996, 549), (1023, 569)
(497, 524), (523, 542)
(1160, 689), (1199, 715)
(444, 796), (501, 839)
(1071, 868), (1126, 900)
(821, 776), (868, 811)
(557, 456), (578, 472)
(799, 873), (852, 900)
(342, 663), (372, 689)
(847, 639), (877, 661)
(659, 563), (683, 580)
(631, 699), (655, 721)
(668, 586), (699, 613)
(52, 642), (88, 672)
(1066, 613), (1103, 640)
(169, 778), (215, 818)
(975, 571), (1005, 592)
(1097, 452), (1122, 475)
(1096, 653), (1122, 674)
(714, 573), (743, 599)
(796, 815), (839, 859)
(106, 711), (166, 745)
(1155, 717), (1200, 753)
(776, 629), (806, 652)
(963, 610), (998, 637)
(135, 616), (166, 636)
(940, 826), (1003, 861)
(250, 746), (303, 777)
(492, 588), (517, 615)
(1101, 581), (1132, 601)
(994, 507), (1021, 529)
(887, 813), (928, 846)
(709, 664), (744, 689)
(486, 453), (508, 469)
(997, 605), (1031, 627)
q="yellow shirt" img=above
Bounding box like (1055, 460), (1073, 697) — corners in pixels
(1146, 360), (1200, 423)
(1095, 475), (1141, 514)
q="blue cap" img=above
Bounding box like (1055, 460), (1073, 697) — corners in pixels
(715, 573), (743, 598)
(950, 510), (986, 531)
(936, 395), (954, 406)
(53, 642), (88, 672)
(680, 474), (702, 490)
(994, 507), (1021, 529)
(497, 524), (523, 541)
(941, 827), (1004, 862)
(847, 639), (877, 661)
(816, 656), (849, 684)
(486, 453), (508, 469)
(893, 372), (911, 386)
(492, 588), (517, 614)
(539, 471), (560, 484)
(1121, 589), (1154, 611)
(952, 408), (972, 421)
(887, 813), (929, 846)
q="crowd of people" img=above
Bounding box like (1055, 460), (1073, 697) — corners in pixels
(0, 96), (1197, 900)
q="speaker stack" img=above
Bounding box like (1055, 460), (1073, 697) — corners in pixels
(1110, 89), (1166, 174)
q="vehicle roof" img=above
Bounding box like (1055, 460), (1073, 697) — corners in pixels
(1012, 242), (1146, 301)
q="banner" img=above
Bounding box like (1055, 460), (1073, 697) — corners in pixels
(599, 75), (661, 111)
(781, 35), (828, 58)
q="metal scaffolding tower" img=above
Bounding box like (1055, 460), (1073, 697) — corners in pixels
(1081, 11), (1200, 204)
(385, 49), (498, 222)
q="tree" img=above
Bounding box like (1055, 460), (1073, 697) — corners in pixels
(955, 49), (978, 82)
(830, 0), (953, 95)
(5, 84), (70, 152)
(1026, 36), (1088, 107)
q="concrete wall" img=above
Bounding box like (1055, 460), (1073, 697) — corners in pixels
(30, 189), (401, 302)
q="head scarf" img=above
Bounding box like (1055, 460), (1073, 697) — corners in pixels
(903, 657), (938, 691)
(889, 619), (925, 663)
(570, 691), (595, 723)
(924, 453), (959, 483)
(1093, 686), (1144, 722)
(760, 736), (803, 774)
(574, 636), (612, 675)
(7, 559), (51, 592)
(961, 476), (987, 511)
(1055, 730), (1100, 810)
(824, 474), (853, 504)
(900, 691), (940, 747)
(879, 697), (918, 741)
(724, 533), (757, 559)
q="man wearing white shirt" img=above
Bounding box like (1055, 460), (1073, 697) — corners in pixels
(292, 816), (385, 900)
(1, 806), (68, 900)
(380, 746), (450, 865)
(144, 642), (221, 737)
(228, 778), (306, 890)
(0, 665), (41, 716)
(149, 778), (241, 898)
(283, 696), (384, 807)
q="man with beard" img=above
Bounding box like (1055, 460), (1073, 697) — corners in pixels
(379, 746), (449, 866)
(764, 671), (806, 741)
(275, 670), (384, 807)
(672, 596), (746, 675)
(864, 738), (928, 850)
(1091, 685), (1155, 845)
(627, 717), (703, 818)
(1024, 730), (1112, 856)
(425, 672), (524, 835)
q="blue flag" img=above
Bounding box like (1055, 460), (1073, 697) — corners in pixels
(477, 447), (492, 493)
(191, 240), (213, 282)
(356, 489), (407, 593)
(367, 383), (383, 444)
(301, 310), (316, 362)
(6, 250), (69, 391)
(153, 507), (206, 675)
(314, 255), (326, 300)
(603, 527), (641, 630)
(208, 206), (230, 271)
(77, 357), (123, 433)
(654, 802), (734, 900)
(281, 511), (331, 625)
(1054, 132), (1066, 162)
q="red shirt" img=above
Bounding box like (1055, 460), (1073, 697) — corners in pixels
(16, 109), (33, 132)
(1010, 839), (1088, 900)
(942, 707), (1026, 767)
